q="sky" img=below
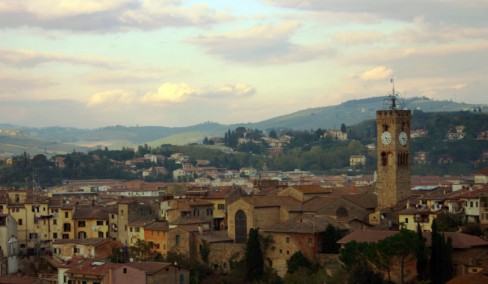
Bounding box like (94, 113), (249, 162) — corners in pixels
(1, 0), (488, 129)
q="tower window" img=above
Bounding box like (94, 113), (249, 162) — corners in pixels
(381, 152), (388, 166)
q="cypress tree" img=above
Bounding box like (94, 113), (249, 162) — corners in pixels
(416, 222), (428, 281)
(245, 228), (264, 282)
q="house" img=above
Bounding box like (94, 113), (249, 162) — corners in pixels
(349, 155), (366, 167)
(123, 261), (190, 284)
(338, 230), (488, 280)
(52, 238), (123, 261)
(261, 215), (348, 277)
(414, 151), (430, 164)
(438, 155), (454, 164)
(474, 168), (488, 185)
(278, 185), (332, 202)
(116, 198), (159, 245)
(143, 221), (170, 256)
(398, 208), (437, 232)
(0, 214), (19, 275)
(127, 219), (155, 247)
(202, 187), (243, 230)
(72, 205), (112, 239)
(324, 130), (348, 141)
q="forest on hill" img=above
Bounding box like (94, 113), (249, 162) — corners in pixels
(0, 110), (486, 188)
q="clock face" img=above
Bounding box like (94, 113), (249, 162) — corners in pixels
(381, 131), (392, 145)
(399, 132), (408, 145)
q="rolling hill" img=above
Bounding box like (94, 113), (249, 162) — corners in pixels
(0, 96), (485, 156)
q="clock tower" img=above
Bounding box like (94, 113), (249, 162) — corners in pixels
(376, 90), (411, 209)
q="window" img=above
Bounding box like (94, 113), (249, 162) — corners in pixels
(18, 219), (23, 225)
(130, 227), (133, 232)
(111, 214), (115, 219)
(53, 219), (57, 225)
(62, 234), (69, 239)
(176, 235), (181, 245)
(65, 212), (69, 218)
(218, 204), (225, 210)
(74, 247), (80, 253)
(285, 237), (290, 243)
(78, 221), (86, 227)
(470, 201), (474, 208)
(206, 208), (213, 216)
(405, 218), (409, 223)
(63, 223), (71, 232)
(29, 233), (38, 240)
(135, 227), (140, 232)
(193, 209), (200, 217)
(53, 233), (58, 239)
(123, 268), (127, 274)
(32, 206), (40, 213)
(97, 220), (104, 226)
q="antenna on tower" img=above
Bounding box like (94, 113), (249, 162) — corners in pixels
(383, 78), (405, 110)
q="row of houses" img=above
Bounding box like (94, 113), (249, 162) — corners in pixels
(1, 168), (488, 281)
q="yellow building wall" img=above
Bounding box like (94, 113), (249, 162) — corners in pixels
(144, 229), (168, 256)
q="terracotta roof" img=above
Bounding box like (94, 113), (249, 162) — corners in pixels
(200, 231), (233, 243)
(287, 184), (332, 194)
(302, 196), (340, 212)
(144, 221), (169, 231)
(337, 230), (397, 244)
(426, 232), (488, 249)
(262, 215), (347, 234)
(72, 205), (111, 220)
(342, 193), (377, 209)
(338, 230), (488, 249)
(66, 259), (121, 276)
(125, 261), (172, 274)
(0, 275), (40, 284)
(236, 195), (302, 211)
(129, 219), (155, 227)
(476, 167), (488, 175)
(52, 238), (117, 246)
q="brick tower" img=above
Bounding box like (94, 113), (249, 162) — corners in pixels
(376, 90), (411, 209)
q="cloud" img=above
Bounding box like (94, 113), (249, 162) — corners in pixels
(189, 21), (330, 64)
(87, 89), (134, 107)
(358, 66), (393, 81)
(0, 48), (121, 68)
(265, 0), (488, 27)
(332, 30), (384, 45)
(142, 83), (200, 104)
(0, 0), (232, 32)
(213, 83), (256, 97)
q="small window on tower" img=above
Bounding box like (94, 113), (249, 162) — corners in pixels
(381, 152), (388, 166)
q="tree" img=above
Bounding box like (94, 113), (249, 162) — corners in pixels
(416, 223), (428, 282)
(129, 240), (157, 261)
(321, 224), (342, 253)
(430, 219), (453, 284)
(384, 229), (418, 284)
(245, 228), (264, 282)
(286, 251), (312, 274)
(347, 262), (385, 284)
(199, 240), (211, 264)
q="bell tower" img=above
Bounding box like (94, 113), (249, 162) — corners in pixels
(376, 82), (411, 209)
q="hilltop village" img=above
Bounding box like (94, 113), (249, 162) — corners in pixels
(1, 105), (488, 283)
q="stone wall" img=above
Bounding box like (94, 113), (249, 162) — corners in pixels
(208, 243), (246, 273)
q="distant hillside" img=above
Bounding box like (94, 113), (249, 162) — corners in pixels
(0, 96), (485, 156)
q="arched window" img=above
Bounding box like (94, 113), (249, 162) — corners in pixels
(336, 207), (349, 218)
(235, 210), (247, 243)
